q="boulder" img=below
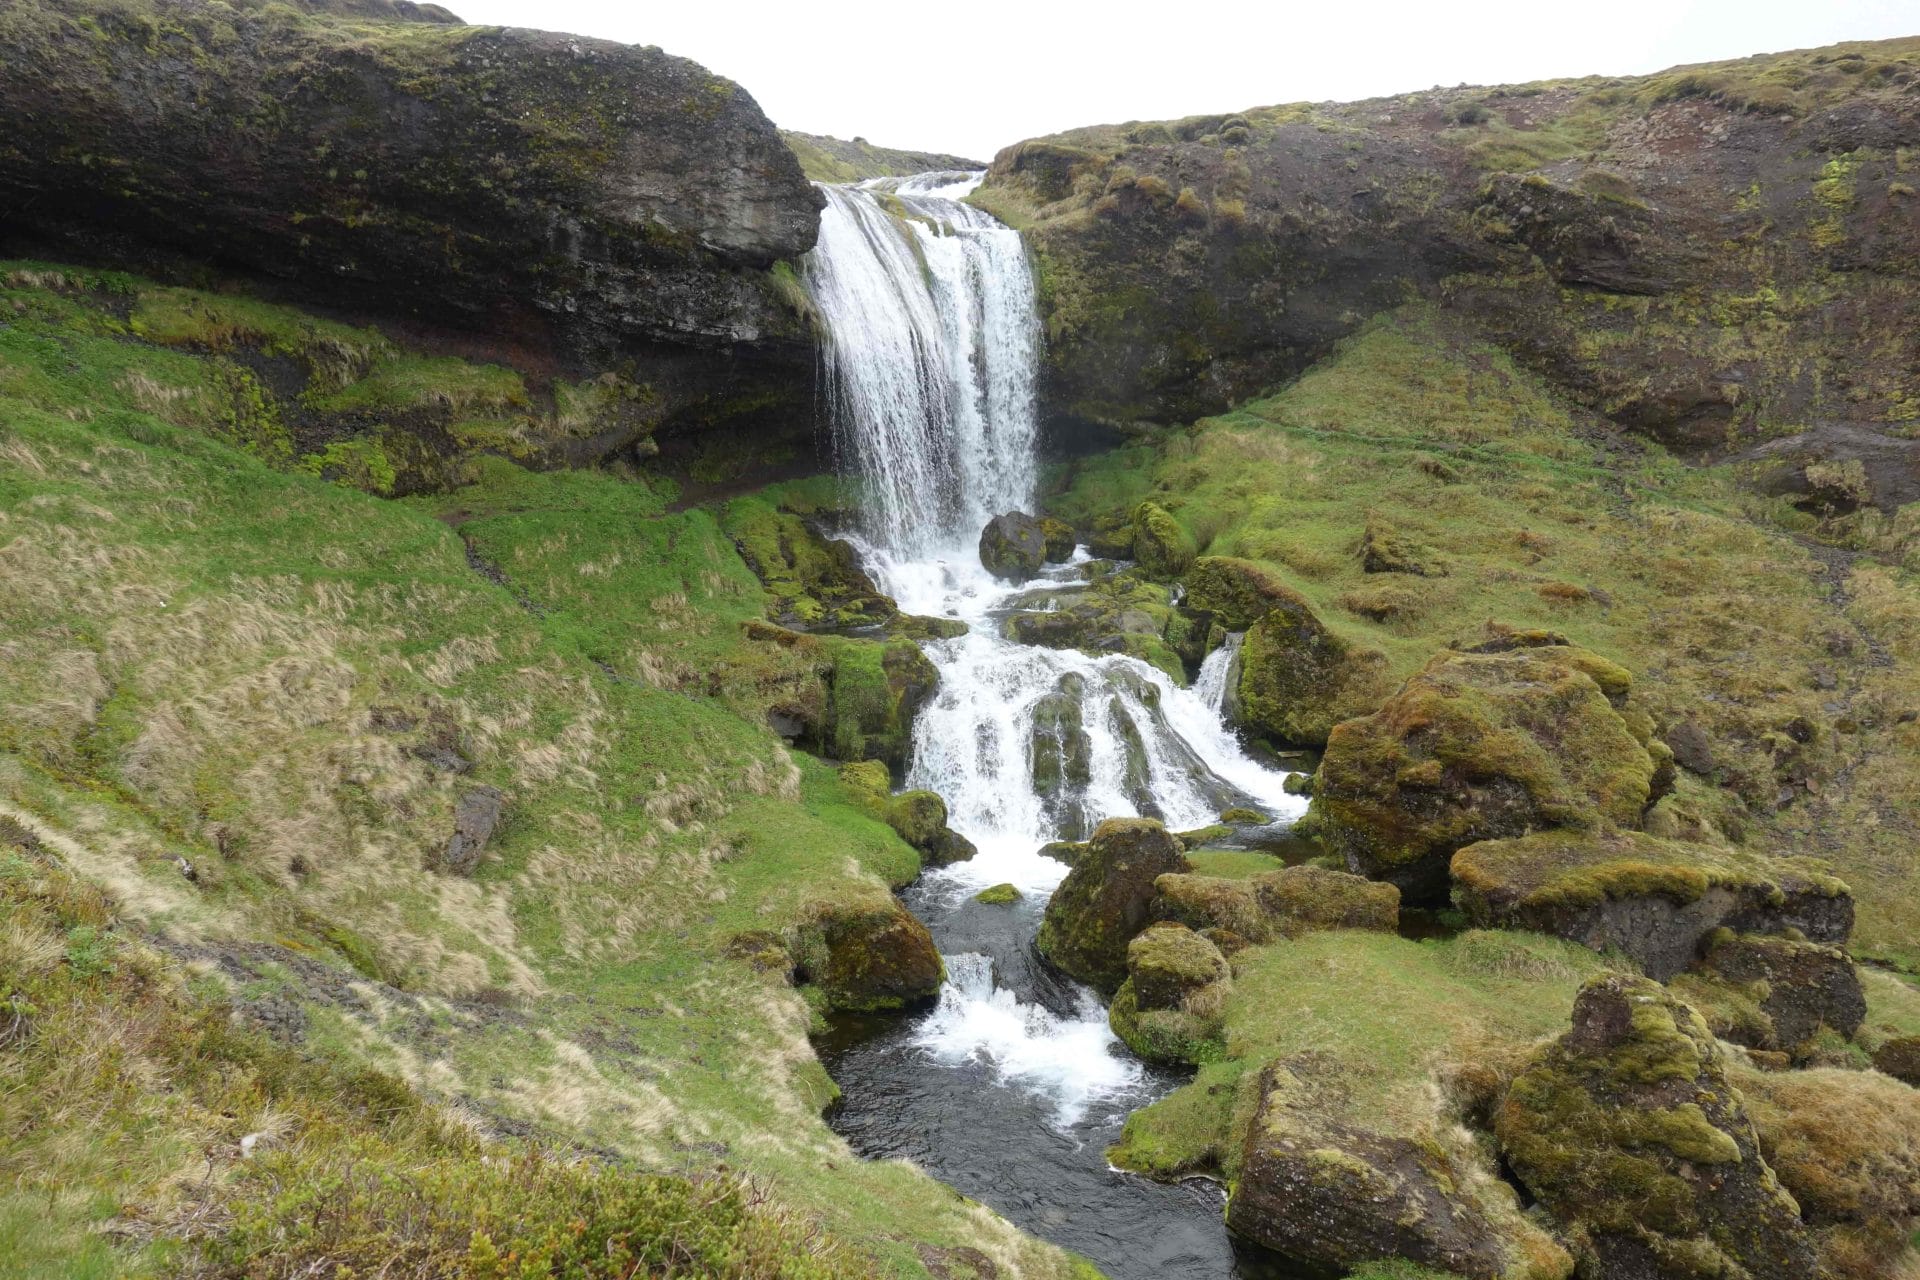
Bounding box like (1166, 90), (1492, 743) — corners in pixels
(438, 784), (503, 874)
(1451, 830), (1852, 979)
(0, 0), (823, 406)
(1182, 556), (1305, 630)
(1038, 516), (1077, 561)
(1029, 675), (1094, 838)
(797, 898), (942, 1013)
(823, 637), (937, 768)
(1681, 932), (1864, 1055)
(838, 762), (974, 866)
(1001, 572), (1185, 680)
(1873, 1036), (1920, 1086)
(1498, 975), (1817, 1280)
(1108, 922), (1230, 1063)
(1314, 645), (1658, 900)
(1228, 603), (1390, 747)
(726, 499), (897, 629)
(972, 883), (1022, 905)
(1153, 865), (1398, 944)
(979, 512), (1049, 581)
(1036, 817), (1190, 992)
(1739, 1063), (1920, 1276)
(1229, 1059), (1535, 1279)
(1129, 502), (1196, 578)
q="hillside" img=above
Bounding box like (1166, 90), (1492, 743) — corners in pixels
(782, 131), (985, 183)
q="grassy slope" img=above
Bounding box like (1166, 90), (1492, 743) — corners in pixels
(1047, 303), (1920, 968)
(780, 131), (983, 184)
(0, 265), (1087, 1278)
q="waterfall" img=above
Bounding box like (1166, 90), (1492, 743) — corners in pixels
(803, 173), (1039, 557)
(801, 173), (1304, 1157)
(1193, 632), (1243, 713)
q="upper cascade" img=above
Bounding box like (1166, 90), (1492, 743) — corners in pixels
(802, 173), (1041, 558)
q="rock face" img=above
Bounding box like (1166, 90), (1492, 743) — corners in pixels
(1226, 589), (1389, 747)
(438, 784), (503, 874)
(799, 898), (942, 1012)
(1688, 932), (1865, 1054)
(1107, 922), (1230, 1063)
(979, 512), (1050, 581)
(1230, 1059), (1527, 1279)
(975, 42), (1920, 500)
(1153, 865), (1398, 943)
(1313, 645), (1658, 899)
(1035, 817), (1190, 991)
(1498, 975), (1816, 1280)
(1452, 830), (1853, 979)
(0, 0), (824, 437)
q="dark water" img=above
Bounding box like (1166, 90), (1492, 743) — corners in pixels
(817, 878), (1298, 1280)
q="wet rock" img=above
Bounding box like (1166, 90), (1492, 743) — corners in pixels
(1038, 516), (1077, 561)
(979, 512), (1049, 581)
(1498, 975), (1817, 1280)
(1314, 645), (1657, 900)
(1029, 675), (1093, 838)
(438, 785), (502, 875)
(1154, 865), (1398, 943)
(1106, 698), (1156, 817)
(1036, 817), (1190, 992)
(797, 898), (942, 1013)
(1682, 931), (1864, 1055)
(1451, 830), (1852, 979)
(972, 883), (1022, 905)
(1230, 1059), (1531, 1279)
(1037, 839), (1088, 867)
(1738, 1063), (1920, 1277)
(1228, 600), (1390, 748)
(1130, 502), (1196, 579)
(1001, 571), (1184, 680)
(1108, 922), (1230, 1064)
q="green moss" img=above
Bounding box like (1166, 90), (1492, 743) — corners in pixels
(1130, 501), (1196, 577)
(1452, 829), (1847, 914)
(973, 883), (1021, 905)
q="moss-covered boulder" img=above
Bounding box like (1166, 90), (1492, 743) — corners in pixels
(1036, 817), (1190, 992)
(1739, 1063), (1920, 1277)
(725, 498), (897, 629)
(1498, 975), (1816, 1280)
(1038, 516), (1077, 561)
(1182, 556), (1306, 630)
(979, 512), (1049, 581)
(1130, 502), (1196, 578)
(797, 898), (942, 1013)
(1452, 830), (1852, 979)
(838, 762), (974, 866)
(1108, 923), (1230, 1064)
(972, 883), (1022, 906)
(1677, 932), (1864, 1056)
(1873, 1037), (1920, 1086)
(1226, 593), (1389, 748)
(822, 637), (937, 768)
(1313, 645), (1658, 899)
(1153, 865), (1398, 943)
(1002, 572), (1185, 681)
(1230, 1059), (1544, 1279)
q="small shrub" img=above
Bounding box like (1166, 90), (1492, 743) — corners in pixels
(1449, 101), (1492, 126)
(1174, 187), (1208, 224)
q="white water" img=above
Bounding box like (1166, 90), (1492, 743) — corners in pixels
(803, 175), (1305, 1129)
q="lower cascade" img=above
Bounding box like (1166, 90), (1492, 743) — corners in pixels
(802, 173), (1307, 1277)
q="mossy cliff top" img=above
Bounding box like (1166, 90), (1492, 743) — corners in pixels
(982, 37), (1920, 504)
(782, 130), (984, 183)
(0, 0), (823, 371)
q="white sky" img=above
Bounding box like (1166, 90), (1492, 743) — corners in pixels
(448, 0), (1920, 162)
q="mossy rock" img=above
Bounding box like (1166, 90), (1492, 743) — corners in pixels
(1109, 922), (1231, 1064)
(1220, 807), (1266, 824)
(972, 883), (1022, 905)
(1313, 645), (1658, 901)
(1451, 829), (1852, 979)
(822, 637), (938, 768)
(1872, 1036), (1920, 1086)
(1184, 556), (1306, 630)
(838, 763), (975, 866)
(1229, 596), (1391, 748)
(1036, 817), (1190, 992)
(979, 511), (1049, 581)
(1497, 975), (1816, 1280)
(1231, 1058), (1560, 1279)
(1680, 932), (1864, 1056)
(1130, 501), (1196, 579)
(1154, 864), (1398, 944)
(797, 898), (943, 1013)
(727, 498), (897, 629)
(1001, 572), (1186, 683)
(1038, 515), (1077, 561)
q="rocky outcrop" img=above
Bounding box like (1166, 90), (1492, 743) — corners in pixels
(1451, 830), (1852, 979)
(797, 898), (942, 1013)
(822, 638), (938, 769)
(1499, 975), (1816, 1280)
(979, 512), (1050, 581)
(1682, 931), (1864, 1055)
(726, 498), (897, 629)
(1231, 1058), (1554, 1279)
(838, 762), (975, 866)
(1107, 922), (1230, 1063)
(1028, 675), (1093, 836)
(976, 41), (1920, 496)
(1036, 817), (1189, 991)
(437, 784), (503, 874)
(1312, 644), (1658, 899)
(1001, 572), (1187, 679)
(1152, 864), (1398, 943)
(1183, 556), (1305, 630)
(1224, 587), (1389, 747)
(0, 0), (825, 440)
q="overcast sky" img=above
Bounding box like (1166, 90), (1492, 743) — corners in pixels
(449, 0), (1919, 162)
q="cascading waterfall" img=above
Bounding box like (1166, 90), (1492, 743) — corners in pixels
(801, 173), (1306, 1278)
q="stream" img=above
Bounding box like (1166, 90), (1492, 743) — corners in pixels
(802, 172), (1309, 1278)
